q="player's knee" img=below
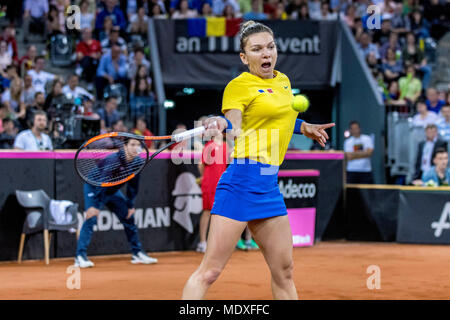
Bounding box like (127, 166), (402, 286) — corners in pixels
(200, 267), (222, 286)
(272, 260), (294, 283)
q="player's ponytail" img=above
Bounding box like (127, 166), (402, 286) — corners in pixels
(239, 21), (274, 53)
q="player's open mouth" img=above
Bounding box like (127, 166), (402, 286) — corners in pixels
(261, 62), (271, 70)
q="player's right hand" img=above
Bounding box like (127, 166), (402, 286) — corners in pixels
(203, 116), (227, 140)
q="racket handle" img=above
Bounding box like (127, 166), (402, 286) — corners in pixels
(172, 121), (217, 142)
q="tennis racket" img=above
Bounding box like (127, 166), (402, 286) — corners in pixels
(74, 124), (213, 187)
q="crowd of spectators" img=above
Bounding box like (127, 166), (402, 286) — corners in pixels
(0, 0), (448, 152)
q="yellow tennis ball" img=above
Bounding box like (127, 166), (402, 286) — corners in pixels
(291, 95), (309, 113)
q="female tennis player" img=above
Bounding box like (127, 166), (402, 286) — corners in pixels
(182, 21), (334, 299)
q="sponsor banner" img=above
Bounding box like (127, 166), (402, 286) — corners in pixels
(0, 153), (343, 260)
(397, 191), (450, 244)
(287, 208), (316, 247)
(154, 20), (338, 87)
(279, 170), (318, 246)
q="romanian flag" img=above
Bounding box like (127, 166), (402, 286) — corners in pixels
(185, 18), (243, 38)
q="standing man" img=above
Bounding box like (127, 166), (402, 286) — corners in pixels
(344, 121), (374, 184)
(412, 124), (448, 185)
(13, 110), (53, 150)
(74, 137), (158, 268)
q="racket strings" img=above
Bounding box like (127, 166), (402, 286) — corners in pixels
(76, 137), (148, 185)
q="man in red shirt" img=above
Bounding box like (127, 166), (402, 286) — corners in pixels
(76, 28), (102, 84)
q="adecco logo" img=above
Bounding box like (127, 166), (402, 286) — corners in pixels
(279, 179), (316, 199)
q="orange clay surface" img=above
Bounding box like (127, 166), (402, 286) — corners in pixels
(1, 241), (449, 300)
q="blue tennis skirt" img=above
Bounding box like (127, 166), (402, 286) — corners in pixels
(211, 159), (287, 222)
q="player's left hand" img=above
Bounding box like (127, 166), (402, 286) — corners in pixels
(127, 208), (136, 219)
(301, 122), (335, 148)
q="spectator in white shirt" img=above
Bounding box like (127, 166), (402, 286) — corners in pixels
(172, 0), (199, 19)
(62, 74), (94, 101)
(312, 1), (337, 20)
(27, 56), (56, 95)
(344, 121), (374, 183)
(14, 110), (53, 150)
(411, 99), (440, 128)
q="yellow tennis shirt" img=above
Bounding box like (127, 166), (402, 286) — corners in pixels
(222, 70), (298, 166)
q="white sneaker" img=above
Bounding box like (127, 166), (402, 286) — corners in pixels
(131, 251), (158, 264)
(196, 241), (207, 253)
(74, 255), (94, 268)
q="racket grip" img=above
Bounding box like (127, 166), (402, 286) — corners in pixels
(172, 121), (217, 142)
(172, 126), (206, 142)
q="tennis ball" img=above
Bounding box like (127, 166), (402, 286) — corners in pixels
(291, 95), (309, 113)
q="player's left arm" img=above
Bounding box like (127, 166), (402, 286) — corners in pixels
(300, 122), (335, 147)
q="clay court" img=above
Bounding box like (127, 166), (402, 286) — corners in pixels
(1, 241), (449, 300)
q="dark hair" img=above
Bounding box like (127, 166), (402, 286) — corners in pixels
(239, 21), (274, 53)
(433, 147), (447, 160)
(33, 110), (47, 120)
(349, 120), (360, 128)
(2, 117), (13, 125)
(425, 123), (437, 130)
(35, 55), (45, 63)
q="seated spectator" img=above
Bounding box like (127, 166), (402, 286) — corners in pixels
(129, 7), (149, 36)
(132, 117), (154, 149)
(62, 74), (94, 101)
(27, 56), (56, 94)
(384, 81), (407, 106)
(43, 80), (64, 121)
(391, 4), (411, 35)
(412, 123), (447, 183)
(2, 77), (26, 123)
(410, 10), (430, 39)
(424, 0), (449, 40)
(243, 0), (267, 20)
(421, 148), (450, 187)
(366, 52), (381, 77)
(285, 0), (303, 19)
(0, 118), (18, 149)
(79, 0), (95, 30)
(438, 105), (450, 142)
(19, 45), (37, 77)
(398, 64), (422, 105)
(22, 0), (49, 43)
(263, 0), (277, 19)
(128, 47), (151, 81)
(0, 64), (17, 90)
(381, 48), (403, 84)
(76, 28), (102, 85)
(358, 32), (380, 60)
(97, 16), (114, 43)
(95, 0), (127, 32)
(308, 0), (321, 20)
(372, 18), (391, 46)
(342, 4), (356, 28)
(151, 2), (169, 18)
(311, 1), (337, 20)
(172, 0), (199, 18)
(95, 44), (128, 100)
(111, 118), (128, 133)
(273, 1), (288, 20)
(403, 32), (431, 90)
(96, 96), (121, 132)
(130, 77), (154, 119)
(79, 97), (100, 119)
(0, 40), (12, 73)
(0, 26), (18, 63)
(14, 111), (53, 151)
(23, 73), (36, 107)
(47, 4), (66, 39)
(426, 88), (445, 115)
(223, 4), (237, 18)
(379, 32), (401, 62)
(296, 3), (310, 20)
(352, 18), (364, 43)
(101, 27), (127, 55)
(411, 99), (440, 128)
